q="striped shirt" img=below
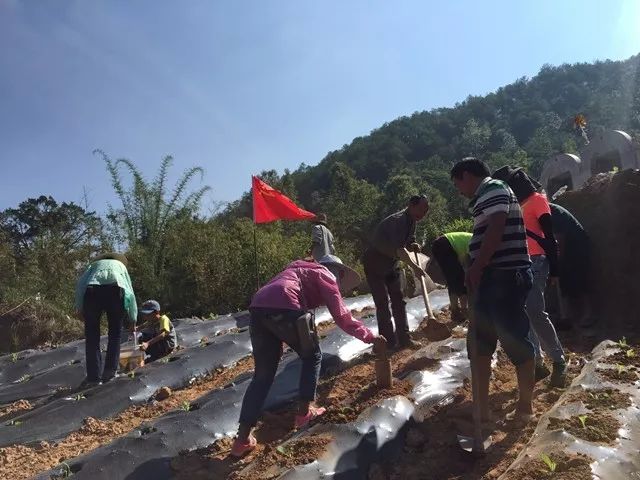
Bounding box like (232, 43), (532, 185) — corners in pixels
(469, 178), (530, 270)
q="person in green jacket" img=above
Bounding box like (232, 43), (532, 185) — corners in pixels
(75, 253), (138, 386)
(431, 232), (472, 323)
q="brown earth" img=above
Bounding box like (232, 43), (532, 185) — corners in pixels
(384, 328), (589, 480)
(557, 169), (640, 334)
(0, 356), (256, 480)
(596, 366), (639, 384)
(547, 412), (621, 443)
(500, 451), (594, 480)
(565, 387), (632, 411)
(0, 306), (615, 480)
(603, 345), (640, 368)
(0, 305), (411, 479)
(0, 400), (32, 422)
(170, 311), (457, 480)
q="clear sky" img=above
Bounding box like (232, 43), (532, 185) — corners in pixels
(1, 0), (638, 213)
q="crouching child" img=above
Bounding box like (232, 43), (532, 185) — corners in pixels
(138, 300), (177, 362)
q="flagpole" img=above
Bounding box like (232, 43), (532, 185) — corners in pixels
(253, 224), (259, 291)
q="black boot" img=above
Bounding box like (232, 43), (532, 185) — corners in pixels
(550, 362), (567, 388)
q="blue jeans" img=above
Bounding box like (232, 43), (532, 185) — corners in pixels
(239, 308), (322, 427)
(527, 255), (565, 364)
(470, 267), (534, 366)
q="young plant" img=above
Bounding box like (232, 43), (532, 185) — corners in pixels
(618, 337), (628, 348)
(578, 415), (588, 429)
(276, 445), (290, 456)
(128, 371), (136, 379)
(17, 374), (31, 383)
(626, 349), (636, 358)
(540, 453), (557, 473)
(11, 352), (18, 363)
(74, 394), (86, 401)
(181, 401), (191, 412)
(617, 364), (625, 375)
(7, 420), (22, 426)
(59, 462), (72, 478)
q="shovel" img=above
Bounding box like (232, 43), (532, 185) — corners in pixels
(457, 298), (492, 454)
(414, 252), (450, 342)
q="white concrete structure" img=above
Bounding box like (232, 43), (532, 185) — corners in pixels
(539, 130), (640, 196)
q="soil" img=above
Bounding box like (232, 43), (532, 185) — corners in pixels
(386, 330), (585, 480)
(557, 169), (640, 333)
(565, 387), (632, 411)
(500, 451), (594, 480)
(0, 356), (256, 480)
(0, 304), (384, 480)
(0, 400), (32, 422)
(232, 432), (334, 479)
(547, 412), (621, 443)
(596, 366), (639, 384)
(603, 346), (640, 368)
(317, 359), (414, 424)
(169, 311), (457, 480)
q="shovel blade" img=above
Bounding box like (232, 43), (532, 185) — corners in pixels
(456, 434), (492, 454)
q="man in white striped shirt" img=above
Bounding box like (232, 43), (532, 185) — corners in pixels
(451, 158), (536, 425)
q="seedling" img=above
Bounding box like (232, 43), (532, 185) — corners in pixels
(128, 371), (136, 379)
(17, 374), (31, 383)
(617, 364), (626, 375)
(59, 462), (72, 478)
(7, 420), (22, 426)
(160, 357), (170, 364)
(627, 349), (636, 358)
(578, 415), (588, 429)
(181, 401), (191, 412)
(540, 453), (557, 473)
(11, 352), (18, 363)
(74, 394), (86, 401)
(276, 445), (290, 456)
(618, 337), (628, 348)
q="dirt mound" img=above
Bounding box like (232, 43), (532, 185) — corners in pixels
(557, 168), (640, 334)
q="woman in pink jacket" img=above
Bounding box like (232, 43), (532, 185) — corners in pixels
(231, 257), (386, 457)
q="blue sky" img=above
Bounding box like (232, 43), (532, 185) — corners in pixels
(1, 0), (638, 213)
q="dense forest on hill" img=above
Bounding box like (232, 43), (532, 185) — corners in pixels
(1, 54), (639, 351)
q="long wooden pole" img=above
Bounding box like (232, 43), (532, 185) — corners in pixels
(414, 251), (436, 320)
(253, 225), (259, 291)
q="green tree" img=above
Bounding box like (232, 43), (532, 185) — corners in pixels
(96, 151), (211, 299)
(0, 196), (104, 304)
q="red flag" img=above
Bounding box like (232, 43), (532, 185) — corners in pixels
(252, 176), (315, 224)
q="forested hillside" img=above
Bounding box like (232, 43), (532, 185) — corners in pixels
(2, 54), (639, 351)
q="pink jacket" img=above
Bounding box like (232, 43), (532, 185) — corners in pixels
(250, 260), (375, 344)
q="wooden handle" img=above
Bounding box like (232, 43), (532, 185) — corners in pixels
(414, 252), (436, 320)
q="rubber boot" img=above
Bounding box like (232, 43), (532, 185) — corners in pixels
(534, 363), (551, 382)
(550, 362), (567, 388)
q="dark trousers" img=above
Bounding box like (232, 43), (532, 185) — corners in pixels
(239, 308), (322, 427)
(362, 249), (409, 347)
(83, 284), (126, 382)
(431, 236), (467, 295)
(470, 267), (534, 366)
(140, 331), (173, 362)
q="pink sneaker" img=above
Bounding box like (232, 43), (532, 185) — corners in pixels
(294, 405), (326, 429)
(230, 434), (257, 458)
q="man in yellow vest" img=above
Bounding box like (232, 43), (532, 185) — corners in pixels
(431, 232), (472, 323)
